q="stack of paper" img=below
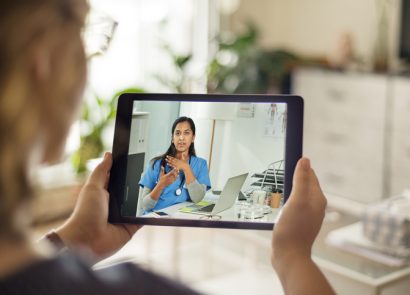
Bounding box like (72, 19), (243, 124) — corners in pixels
(179, 201), (213, 213)
(326, 222), (410, 267)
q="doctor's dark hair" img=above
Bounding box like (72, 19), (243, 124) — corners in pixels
(151, 116), (197, 169)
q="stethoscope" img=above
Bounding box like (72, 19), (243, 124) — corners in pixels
(159, 156), (191, 196)
(175, 183), (183, 196)
(175, 156), (191, 196)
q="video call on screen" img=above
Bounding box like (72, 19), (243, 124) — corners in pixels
(121, 101), (287, 223)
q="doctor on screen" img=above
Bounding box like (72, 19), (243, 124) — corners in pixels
(139, 116), (211, 213)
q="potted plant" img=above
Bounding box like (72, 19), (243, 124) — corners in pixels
(207, 23), (330, 94)
(72, 87), (144, 174)
(261, 160), (284, 208)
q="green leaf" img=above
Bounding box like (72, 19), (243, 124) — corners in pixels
(96, 95), (104, 107)
(174, 54), (192, 69)
(82, 104), (90, 121)
(74, 86), (145, 175)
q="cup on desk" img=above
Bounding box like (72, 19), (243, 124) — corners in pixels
(270, 190), (283, 208)
(252, 190), (266, 205)
(235, 201), (250, 220)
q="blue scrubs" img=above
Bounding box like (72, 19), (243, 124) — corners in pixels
(139, 156), (211, 212)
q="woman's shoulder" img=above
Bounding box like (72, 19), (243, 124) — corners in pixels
(149, 158), (162, 170)
(191, 156), (207, 165)
(0, 251), (201, 295)
(95, 260), (202, 294)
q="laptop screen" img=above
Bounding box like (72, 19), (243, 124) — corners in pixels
(121, 100), (287, 224)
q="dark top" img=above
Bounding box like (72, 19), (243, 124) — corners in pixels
(0, 251), (201, 295)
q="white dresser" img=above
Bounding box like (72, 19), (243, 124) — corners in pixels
(292, 68), (390, 204)
(389, 77), (410, 196)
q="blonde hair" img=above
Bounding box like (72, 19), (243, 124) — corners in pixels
(0, 0), (88, 239)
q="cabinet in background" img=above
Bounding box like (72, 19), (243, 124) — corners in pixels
(122, 112), (149, 216)
(390, 77), (410, 195)
(292, 68), (388, 204)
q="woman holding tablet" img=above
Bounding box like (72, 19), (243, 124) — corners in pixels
(0, 0), (334, 294)
(139, 116), (211, 213)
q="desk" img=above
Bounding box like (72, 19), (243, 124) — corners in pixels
(144, 195), (280, 223)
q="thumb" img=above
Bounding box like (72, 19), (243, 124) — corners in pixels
(289, 157), (312, 202)
(160, 166), (165, 176)
(87, 152), (112, 187)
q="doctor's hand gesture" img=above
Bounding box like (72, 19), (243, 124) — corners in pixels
(158, 165), (179, 188)
(166, 154), (189, 172)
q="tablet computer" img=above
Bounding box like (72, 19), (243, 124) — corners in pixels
(108, 93), (303, 230)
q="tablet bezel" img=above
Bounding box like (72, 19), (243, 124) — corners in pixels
(108, 93), (303, 230)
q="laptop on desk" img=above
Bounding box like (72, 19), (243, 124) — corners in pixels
(179, 173), (248, 216)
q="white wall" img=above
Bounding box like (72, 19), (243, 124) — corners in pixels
(181, 102), (285, 190)
(88, 0), (141, 98)
(231, 0), (401, 69)
(87, 0), (195, 98)
(212, 103), (285, 190)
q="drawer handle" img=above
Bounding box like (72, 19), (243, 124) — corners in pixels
(323, 132), (346, 143)
(327, 89), (346, 103)
(125, 186), (129, 201)
(324, 172), (345, 184)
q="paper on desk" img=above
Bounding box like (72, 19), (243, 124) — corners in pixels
(179, 201), (212, 213)
(326, 222), (410, 267)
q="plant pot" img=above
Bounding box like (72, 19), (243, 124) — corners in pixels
(269, 189), (283, 208)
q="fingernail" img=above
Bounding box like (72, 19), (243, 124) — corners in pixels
(104, 152), (108, 160)
(301, 158), (310, 171)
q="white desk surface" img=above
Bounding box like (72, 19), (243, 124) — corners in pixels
(143, 192), (280, 223)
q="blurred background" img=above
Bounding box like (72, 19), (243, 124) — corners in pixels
(33, 1), (410, 294)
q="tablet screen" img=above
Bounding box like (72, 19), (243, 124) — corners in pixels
(109, 95), (303, 229)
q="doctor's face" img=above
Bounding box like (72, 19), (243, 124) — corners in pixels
(173, 121), (195, 153)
